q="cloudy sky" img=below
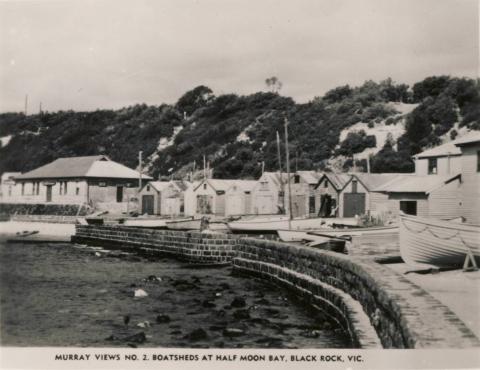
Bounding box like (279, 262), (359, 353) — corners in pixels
(0, 0), (478, 113)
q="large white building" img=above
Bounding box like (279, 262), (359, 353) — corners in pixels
(1, 155), (151, 212)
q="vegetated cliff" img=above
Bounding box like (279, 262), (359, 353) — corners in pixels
(0, 76), (478, 179)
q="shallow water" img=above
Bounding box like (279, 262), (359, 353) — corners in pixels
(0, 241), (352, 348)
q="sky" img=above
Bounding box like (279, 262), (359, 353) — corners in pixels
(0, 0), (478, 113)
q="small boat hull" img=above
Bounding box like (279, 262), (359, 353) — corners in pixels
(123, 219), (168, 228)
(277, 225), (398, 242)
(228, 217), (359, 233)
(399, 214), (480, 268)
(166, 219), (201, 230)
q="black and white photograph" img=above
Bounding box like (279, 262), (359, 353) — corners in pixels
(0, 0), (479, 369)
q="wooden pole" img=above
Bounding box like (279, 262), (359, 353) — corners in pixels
(138, 151), (143, 192)
(203, 155), (206, 179)
(284, 117), (293, 228)
(276, 131), (285, 213)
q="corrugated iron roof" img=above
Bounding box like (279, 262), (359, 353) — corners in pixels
(227, 180), (257, 192)
(147, 181), (171, 192)
(374, 173), (460, 194)
(453, 130), (480, 146)
(15, 155), (152, 180)
(260, 172), (291, 187)
(296, 171), (323, 184)
(414, 131), (480, 159)
(415, 141), (461, 159)
(172, 180), (191, 191)
(352, 173), (406, 191)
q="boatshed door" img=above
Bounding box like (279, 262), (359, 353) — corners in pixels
(343, 193), (365, 217)
(142, 195), (154, 215)
(46, 185), (52, 202)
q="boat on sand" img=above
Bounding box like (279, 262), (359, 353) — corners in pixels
(399, 213), (480, 268)
(277, 225), (398, 242)
(227, 216), (359, 233)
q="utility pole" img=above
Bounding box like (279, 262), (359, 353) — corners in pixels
(138, 151), (143, 192)
(39, 101), (42, 114)
(284, 117), (293, 228)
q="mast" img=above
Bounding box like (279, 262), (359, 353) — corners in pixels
(284, 117), (293, 228)
(203, 155), (206, 179)
(276, 131), (285, 213)
(138, 151), (143, 192)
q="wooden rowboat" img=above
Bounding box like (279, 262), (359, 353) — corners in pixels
(399, 213), (480, 268)
(227, 216), (359, 233)
(277, 225), (398, 242)
(165, 218), (230, 232)
(123, 218), (169, 228)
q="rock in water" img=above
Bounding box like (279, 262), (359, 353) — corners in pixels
(223, 328), (245, 337)
(233, 309), (250, 320)
(202, 300), (216, 308)
(124, 332), (146, 343)
(137, 321), (150, 328)
(230, 297), (246, 308)
(156, 315), (171, 323)
(185, 328), (208, 341)
(134, 289), (148, 298)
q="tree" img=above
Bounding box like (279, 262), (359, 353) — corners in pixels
(412, 76), (451, 102)
(175, 85), (214, 116)
(265, 76), (283, 93)
(323, 85), (352, 103)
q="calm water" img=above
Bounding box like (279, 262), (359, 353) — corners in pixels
(0, 241), (352, 348)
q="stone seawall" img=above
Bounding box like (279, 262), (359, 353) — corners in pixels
(73, 225), (237, 264)
(71, 225), (480, 349)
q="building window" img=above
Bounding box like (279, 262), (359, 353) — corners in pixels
(352, 180), (358, 193)
(203, 183), (207, 190)
(400, 201), (417, 216)
(477, 151), (480, 172)
(8, 186), (12, 197)
(64, 181), (68, 194)
(35, 182), (40, 195)
(146, 185), (150, 191)
(294, 175), (300, 184)
(76, 187), (80, 195)
(21, 183), (25, 196)
(428, 158), (437, 174)
(324, 180), (328, 188)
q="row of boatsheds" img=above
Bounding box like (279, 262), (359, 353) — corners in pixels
(1, 131), (479, 224)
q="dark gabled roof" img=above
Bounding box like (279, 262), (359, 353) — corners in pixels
(316, 173), (351, 191)
(15, 155), (152, 180)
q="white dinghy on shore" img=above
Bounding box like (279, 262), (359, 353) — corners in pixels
(399, 213), (480, 269)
